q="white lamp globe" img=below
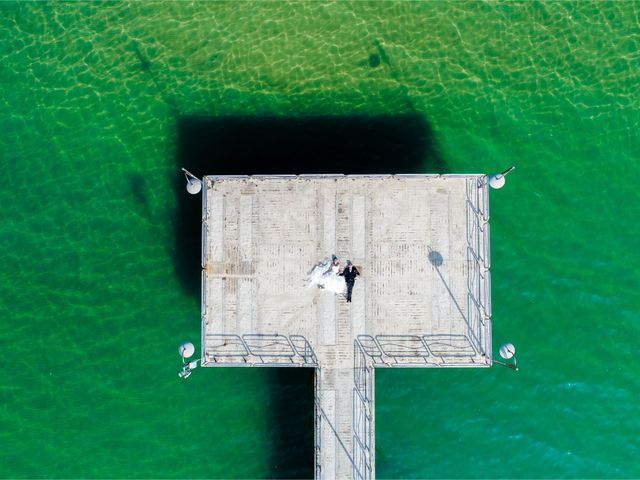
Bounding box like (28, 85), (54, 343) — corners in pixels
(186, 177), (202, 194)
(499, 343), (516, 360)
(179, 342), (195, 359)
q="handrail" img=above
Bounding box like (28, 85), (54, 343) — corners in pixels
(314, 394), (365, 480)
(203, 334), (318, 366)
(465, 178), (492, 358)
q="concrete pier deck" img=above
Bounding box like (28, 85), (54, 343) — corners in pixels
(200, 174), (492, 479)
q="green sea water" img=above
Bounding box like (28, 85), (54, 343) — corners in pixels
(1, 1), (639, 478)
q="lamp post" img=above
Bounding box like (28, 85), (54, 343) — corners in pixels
(493, 342), (518, 371)
(178, 341), (199, 378)
(487, 166), (515, 189)
(181, 168), (202, 194)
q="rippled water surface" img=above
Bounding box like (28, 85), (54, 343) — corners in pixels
(1, 2), (639, 478)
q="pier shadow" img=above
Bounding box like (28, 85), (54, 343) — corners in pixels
(175, 114), (447, 478)
(265, 368), (315, 478)
(174, 114), (447, 299)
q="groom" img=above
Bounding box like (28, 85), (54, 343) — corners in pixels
(339, 260), (360, 303)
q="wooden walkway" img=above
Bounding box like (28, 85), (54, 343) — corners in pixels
(200, 174), (492, 479)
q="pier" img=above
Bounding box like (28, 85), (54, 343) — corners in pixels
(199, 174), (492, 479)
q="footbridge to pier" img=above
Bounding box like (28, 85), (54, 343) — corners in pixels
(199, 174), (492, 479)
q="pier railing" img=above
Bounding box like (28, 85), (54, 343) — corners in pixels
(314, 369), (322, 479)
(356, 334), (484, 367)
(353, 340), (374, 480)
(351, 325), (490, 478)
(465, 177), (492, 360)
(353, 387), (372, 480)
(203, 333), (317, 366)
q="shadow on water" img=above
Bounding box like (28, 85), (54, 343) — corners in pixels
(175, 114), (447, 478)
(130, 41), (179, 116)
(129, 172), (152, 220)
(265, 368), (315, 478)
(360, 40), (416, 112)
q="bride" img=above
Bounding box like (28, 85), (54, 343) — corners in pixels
(305, 255), (346, 295)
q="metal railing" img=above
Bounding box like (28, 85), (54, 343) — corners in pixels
(465, 177), (492, 360)
(203, 333), (317, 366)
(356, 334), (483, 367)
(314, 365), (365, 480)
(353, 388), (372, 480)
(314, 368), (322, 479)
(353, 340), (374, 480)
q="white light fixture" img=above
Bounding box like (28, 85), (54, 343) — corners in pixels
(493, 342), (518, 371)
(182, 168), (202, 194)
(487, 166), (515, 189)
(179, 341), (195, 360)
(178, 341), (199, 379)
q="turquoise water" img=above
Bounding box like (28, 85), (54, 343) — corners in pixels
(1, 1), (639, 478)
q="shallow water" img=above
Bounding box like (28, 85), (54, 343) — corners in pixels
(1, 2), (639, 478)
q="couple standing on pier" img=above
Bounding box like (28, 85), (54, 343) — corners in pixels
(306, 255), (360, 302)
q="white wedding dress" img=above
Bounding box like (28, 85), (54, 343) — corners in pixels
(305, 257), (346, 295)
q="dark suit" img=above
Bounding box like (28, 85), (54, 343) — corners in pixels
(339, 266), (360, 302)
